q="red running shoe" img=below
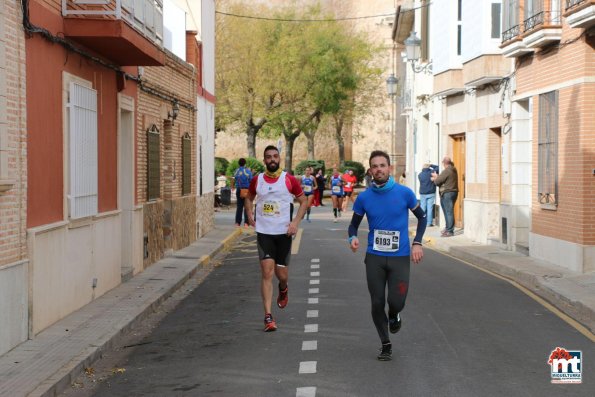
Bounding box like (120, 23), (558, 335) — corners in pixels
(264, 314), (277, 332)
(277, 285), (288, 309)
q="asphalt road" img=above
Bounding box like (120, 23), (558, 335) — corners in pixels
(69, 206), (594, 397)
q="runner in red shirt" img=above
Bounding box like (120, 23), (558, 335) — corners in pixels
(342, 169), (358, 212)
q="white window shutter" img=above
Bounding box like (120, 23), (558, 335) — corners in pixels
(69, 82), (98, 219)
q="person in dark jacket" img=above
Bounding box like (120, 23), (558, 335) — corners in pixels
(418, 162), (439, 227)
(431, 157), (459, 237)
(233, 158), (253, 227)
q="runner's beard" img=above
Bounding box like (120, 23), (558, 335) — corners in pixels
(373, 173), (388, 184)
(266, 162), (279, 172)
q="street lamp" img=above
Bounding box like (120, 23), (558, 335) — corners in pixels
(404, 31), (432, 74)
(386, 74), (398, 98)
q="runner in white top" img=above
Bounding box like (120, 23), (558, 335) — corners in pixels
(245, 145), (308, 332)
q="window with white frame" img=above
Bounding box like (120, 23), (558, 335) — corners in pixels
(68, 82), (98, 219)
(538, 91), (558, 207)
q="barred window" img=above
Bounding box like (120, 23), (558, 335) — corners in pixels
(538, 91), (558, 208)
(147, 124), (161, 200)
(182, 133), (192, 196)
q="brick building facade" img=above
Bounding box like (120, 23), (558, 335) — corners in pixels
(501, 0), (595, 272)
(0, 0), (28, 356)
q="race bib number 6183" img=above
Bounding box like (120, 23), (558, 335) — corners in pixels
(373, 230), (399, 252)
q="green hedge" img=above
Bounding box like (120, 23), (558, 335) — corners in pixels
(214, 157), (229, 178)
(226, 157), (265, 178)
(295, 160), (326, 176)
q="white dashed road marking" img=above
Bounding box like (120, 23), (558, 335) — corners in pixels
(302, 340), (318, 351)
(298, 258), (321, 397)
(299, 361), (317, 374)
(296, 387), (317, 397)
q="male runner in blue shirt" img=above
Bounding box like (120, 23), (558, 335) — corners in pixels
(347, 150), (426, 361)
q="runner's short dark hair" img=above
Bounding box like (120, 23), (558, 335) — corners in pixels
(369, 150), (391, 166)
(264, 145), (279, 156)
(239, 158), (246, 166)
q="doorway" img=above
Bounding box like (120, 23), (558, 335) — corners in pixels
(118, 96), (135, 280)
(451, 134), (465, 229)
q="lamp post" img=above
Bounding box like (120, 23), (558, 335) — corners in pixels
(386, 74), (398, 98)
(404, 31), (432, 74)
(386, 74), (399, 176)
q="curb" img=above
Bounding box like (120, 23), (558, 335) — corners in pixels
(424, 238), (595, 336)
(32, 227), (244, 397)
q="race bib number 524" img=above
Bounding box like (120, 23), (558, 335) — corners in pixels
(262, 201), (280, 217)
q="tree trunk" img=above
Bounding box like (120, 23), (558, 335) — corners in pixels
(304, 131), (315, 160)
(285, 134), (297, 172)
(334, 116), (345, 167)
(246, 128), (257, 158)
(245, 118), (266, 158)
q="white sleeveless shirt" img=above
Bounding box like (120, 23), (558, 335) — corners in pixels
(255, 172), (293, 235)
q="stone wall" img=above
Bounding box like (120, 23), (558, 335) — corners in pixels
(168, 195), (196, 251)
(143, 201), (165, 268)
(197, 192), (215, 238)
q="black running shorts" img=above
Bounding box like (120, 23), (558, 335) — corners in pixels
(257, 233), (292, 266)
(344, 191), (353, 197)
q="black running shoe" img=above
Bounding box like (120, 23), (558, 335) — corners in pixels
(389, 312), (401, 334)
(377, 342), (392, 361)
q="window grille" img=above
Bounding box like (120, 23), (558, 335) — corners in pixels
(147, 124), (160, 200)
(538, 91), (558, 207)
(182, 133), (192, 196)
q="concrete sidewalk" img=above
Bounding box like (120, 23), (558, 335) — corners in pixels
(0, 222), (242, 397)
(418, 225), (595, 338)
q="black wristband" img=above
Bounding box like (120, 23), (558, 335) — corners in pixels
(412, 241), (422, 246)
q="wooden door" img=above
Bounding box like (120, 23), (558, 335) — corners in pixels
(451, 134), (465, 229)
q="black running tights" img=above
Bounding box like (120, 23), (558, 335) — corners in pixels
(364, 253), (411, 344)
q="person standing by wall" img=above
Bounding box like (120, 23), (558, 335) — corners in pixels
(315, 169), (326, 206)
(431, 157), (459, 237)
(364, 168), (372, 189)
(233, 158), (253, 227)
(418, 162), (439, 227)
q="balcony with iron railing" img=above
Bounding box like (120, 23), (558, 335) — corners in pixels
(564, 0), (595, 28)
(500, 23), (535, 58)
(62, 0), (165, 66)
(522, 9), (562, 49)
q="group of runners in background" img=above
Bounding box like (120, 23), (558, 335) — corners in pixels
(301, 166), (359, 223)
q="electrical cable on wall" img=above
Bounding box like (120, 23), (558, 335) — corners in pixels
(20, 0), (195, 111)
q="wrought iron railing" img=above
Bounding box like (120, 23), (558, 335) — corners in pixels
(523, 10), (561, 32)
(62, 0), (163, 46)
(502, 25), (521, 42)
(566, 0), (587, 11)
